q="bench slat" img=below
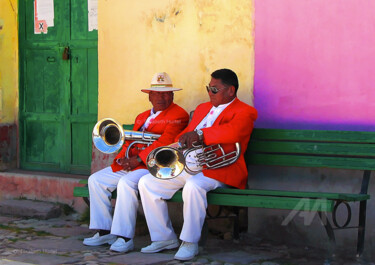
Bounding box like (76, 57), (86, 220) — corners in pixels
(74, 182), (370, 201)
(73, 186), (89, 197)
(248, 141), (375, 157)
(164, 190), (334, 211)
(248, 154), (375, 170)
(211, 188), (369, 201)
(208, 194), (334, 211)
(251, 129), (375, 143)
(74, 186), (117, 199)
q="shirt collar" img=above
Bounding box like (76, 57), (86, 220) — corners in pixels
(212, 98), (236, 110)
(151, 108), (162, 115)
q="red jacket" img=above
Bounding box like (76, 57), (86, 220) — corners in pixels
(176, 98), (258, 189)
(111, 103), (189, 172)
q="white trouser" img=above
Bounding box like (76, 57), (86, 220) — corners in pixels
(138, 170), (225, 243)
(88, 166), (149, 238)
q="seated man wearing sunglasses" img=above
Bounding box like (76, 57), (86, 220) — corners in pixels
(138, 68), (258, 261)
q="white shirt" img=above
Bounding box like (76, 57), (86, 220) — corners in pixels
(195, 98), (235, 130)
(141, 109), (161, 131)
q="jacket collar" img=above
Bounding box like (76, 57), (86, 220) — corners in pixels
(140, 102), (176, 131)
(190, 98), (238, 129)
(212, 98), (239, 126)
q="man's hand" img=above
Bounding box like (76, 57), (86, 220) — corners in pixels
(118, 156), (142, 171)
(178, 131), (200, 149)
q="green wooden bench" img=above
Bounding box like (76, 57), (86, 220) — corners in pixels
(73, 128), (374, 257)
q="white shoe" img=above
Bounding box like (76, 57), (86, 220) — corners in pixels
(141, 239), (179, 253)
(174, 241), (199, 261)
(110, 238), (134, 253)
(83, 232), (117, 246)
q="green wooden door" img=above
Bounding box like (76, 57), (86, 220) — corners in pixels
(19, 0), (98, 174)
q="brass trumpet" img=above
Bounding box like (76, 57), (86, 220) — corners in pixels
(92, 118), (161, 155)
(146, 142), (241, 179)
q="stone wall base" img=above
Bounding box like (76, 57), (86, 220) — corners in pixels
(0, 171), (87, 213)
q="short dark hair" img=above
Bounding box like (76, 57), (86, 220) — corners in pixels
(211, 68), (239, 93)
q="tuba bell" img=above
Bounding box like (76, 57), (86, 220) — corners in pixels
(92, 118), (161, 156)
(146, 141), (241, 179)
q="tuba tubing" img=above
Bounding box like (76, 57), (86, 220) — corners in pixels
(92, 118), (161, 155)
(146, 141), (241, 180)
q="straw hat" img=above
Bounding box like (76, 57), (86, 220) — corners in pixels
(141, 72), (182, 93)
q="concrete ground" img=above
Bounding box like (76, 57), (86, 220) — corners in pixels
(0, 199), (373, 265)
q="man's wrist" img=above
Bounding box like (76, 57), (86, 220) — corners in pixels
(196, 129), (204, 141)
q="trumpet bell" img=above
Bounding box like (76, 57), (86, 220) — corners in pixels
(147, 146), (185, 179)
(92, 118), (125, 154)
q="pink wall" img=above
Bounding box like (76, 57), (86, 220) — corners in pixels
(254, 0), (375, 131)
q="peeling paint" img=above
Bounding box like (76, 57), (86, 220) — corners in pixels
(8, 0), (15, 13)
(91, 144), (117, 174)
(155, 15), (166, 23)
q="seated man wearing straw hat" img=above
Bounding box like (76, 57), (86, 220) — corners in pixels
(83, 72), (189, 253)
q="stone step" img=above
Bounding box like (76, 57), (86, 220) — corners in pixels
(0, 199), (62, 220)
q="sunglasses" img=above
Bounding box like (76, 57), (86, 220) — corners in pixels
(206, 85), (225, 94)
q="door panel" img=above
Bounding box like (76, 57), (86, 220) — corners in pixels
(22, 47), (66, 170)
(71, 0), (98, 41)
(24, 120), (62, 170)
(69, 48), (98, 173)
(24, 49), (64, 114)
(71, 48), (98, 115)
(71, 122), (91, 168)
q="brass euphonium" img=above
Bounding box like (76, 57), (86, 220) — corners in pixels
(92, 118), (161, 156)
(146, 141), (241, 179)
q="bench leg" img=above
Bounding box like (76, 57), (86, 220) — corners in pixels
(232, 207), (240, 240)
(356, 200), (367, 257)
(356, 170), (371, 258)
(83, 184), (90, 206)
(83, 197), (90, 206)
(318, 212), (336, 259)
(203, 206), (242, 244)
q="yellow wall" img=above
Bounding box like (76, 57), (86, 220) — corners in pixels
(98, 0), (254, 124)
(0, 0), (18, 124)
